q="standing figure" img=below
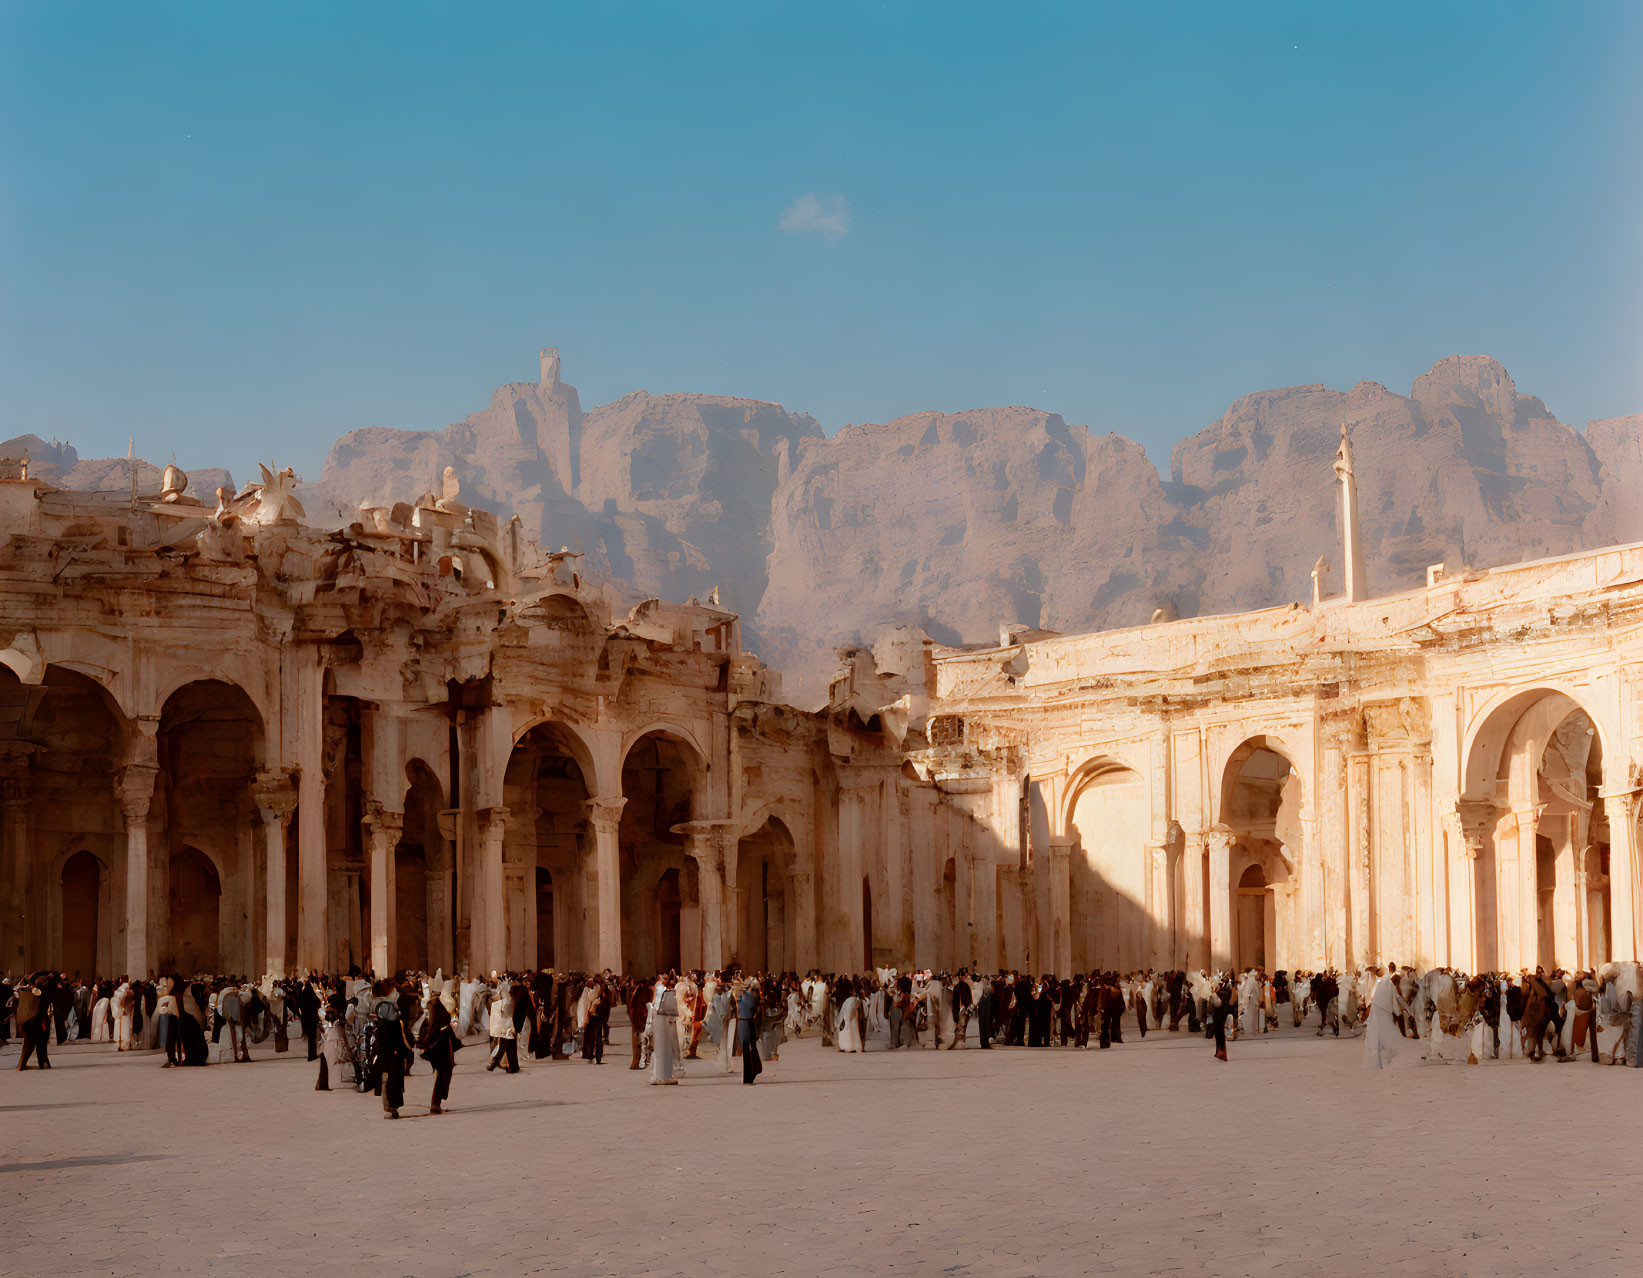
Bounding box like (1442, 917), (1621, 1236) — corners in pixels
(374, 993), (415, 1119)
(418, 992), (462, 1114)
(650, 975), (680, 1085)
(737, 978), (763, 1084)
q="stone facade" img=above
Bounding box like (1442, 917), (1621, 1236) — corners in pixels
(927, 545), (1643, 975)
(0, 464), (1018, 981)
(5, 451), (1641, 981)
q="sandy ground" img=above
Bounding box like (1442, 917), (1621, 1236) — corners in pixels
(2, 1015), (1640, 1278)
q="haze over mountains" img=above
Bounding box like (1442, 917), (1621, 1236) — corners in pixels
(11, 351), (1641, 707)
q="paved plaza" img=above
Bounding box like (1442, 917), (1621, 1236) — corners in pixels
(3, 1020), (1640, 1277)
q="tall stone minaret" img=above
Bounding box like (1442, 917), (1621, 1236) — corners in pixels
(1331, 422), (1368, 602)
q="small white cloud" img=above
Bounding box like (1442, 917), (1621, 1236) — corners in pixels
(778, 193), (850, 242)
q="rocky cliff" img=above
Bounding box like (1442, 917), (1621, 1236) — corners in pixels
(38, 351), (1637, 708)
(0, 434), (233, 500)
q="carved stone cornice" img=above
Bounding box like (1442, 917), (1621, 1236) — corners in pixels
(586, 795), (626, 834)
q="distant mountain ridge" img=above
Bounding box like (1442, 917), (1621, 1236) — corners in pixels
(15, 352), (1642, 707)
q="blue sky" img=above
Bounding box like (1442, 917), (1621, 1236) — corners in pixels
(2, 2), (1640, 484)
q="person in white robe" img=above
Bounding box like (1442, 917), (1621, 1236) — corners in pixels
(923, 975), (954, 1049)
(114, 981), (135, 1051)
(1364, 964), (1418, 1068)
(836, 991), (864, 1053)
(91, 991), (112, 1043)
(1237, 971), (1263, 1036)
(650, 980), (681, 1084)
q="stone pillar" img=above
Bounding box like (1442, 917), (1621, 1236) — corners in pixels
(252, 768), (298, 978)
(1505, 805), (1540, 971)
(474, 806), (508, 975)
(0, 756), (31, 972)
(285, 651), (327, 973)
(1207, 826), (1233, 970)
(1046, 837), (1074, 976)
(363, 805), (403, 977)
(587, 796), (625, 974)
(117, 758), (158, 979)
(791, 869), (816, 972)
(970, 851), (997, 971)
(1181, 835), (1207, 970)
(677, 820), (732, 970)
(1605, 792), (1639, 961)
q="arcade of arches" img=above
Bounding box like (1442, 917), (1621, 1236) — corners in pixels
(7, 466), (1643, 982)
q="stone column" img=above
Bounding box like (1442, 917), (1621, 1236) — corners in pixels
(1181, 834), (1207, 970)
(363, 804), (403, 977)
(1207, 826), (1233, 970)
(791, 869), (816, 972)
(1046, 837), (1074, 975)
(1506, 805), (1541, 971)
(252, 768), (298, 978)
(1605, 792), (1639, 962)
(677, 820), (732, 970)
(284, 650), (327, 974)
(474, 805), (508, 975)
(0, 755), (31, 972)
(587, 796), (625, 974)
(117, 759), (159, 979)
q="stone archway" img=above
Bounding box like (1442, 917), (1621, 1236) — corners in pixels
(735, 817), (795, 974)
(1218, 738), (1300, 972)
(157, 679), (261, 977)
(0, 664), (126, 975)
(619, 731), (702, 976)
(1460, 689), (1612, 971)
(503, 724), (592, 971)
(1065, 760), (1149, 972)
(167, 847), (220, 975)
(1236, 863), (1269, 970)
(395, 759), (447, 974)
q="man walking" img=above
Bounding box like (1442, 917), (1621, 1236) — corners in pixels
(737, 978), (763, 1084)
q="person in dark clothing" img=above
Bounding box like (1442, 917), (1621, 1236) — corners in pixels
(14, 974), (53, 1069)
(179, 983), (210, 1065)
(1167, 970), (1188, 1031)
(1098, 978), (1125, 1049)
(976, 978), (996, 1048)
(579, 980), (606, 1065)
(417, 995), (461, 1114)
(298, 982), (321, 1061)
(1134, 977), (1149, 1039)
(1210, 981), (1235, 1062)
(50, 974), (73, 1046)
(627, 983), (652, 1070)
(737, 980), (763, 1083)
(373, 989), (414, 1119)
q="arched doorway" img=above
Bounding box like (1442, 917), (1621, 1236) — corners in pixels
(397, 760), (447, 973)
(168, 847), (220, 974)
(504, 724), (592, 970)
(158, 680), (261, 976)
(61, 851), (103, 978)
(735, 817), (794, 974)
(1236, 864), (1269, 970)
(0, 665), (124, 976)
(1461, 690), (1609, 971)
(1219, 739), (1299, 971)
(535, 867), (555, 969)
(395, 844), (429, 974)
(1065, 761), (1149, 972)
(620, 731), (701, 976)
(656, 867), (682, 974)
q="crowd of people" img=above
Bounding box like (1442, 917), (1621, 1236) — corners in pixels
(7, 956), (1640, 1110)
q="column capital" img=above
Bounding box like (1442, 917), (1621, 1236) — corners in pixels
(586, 795), (626, 834)
(252, 767), (299, 822)
(1205, 825), (1235, 855)
(116, 763), (159, 822)
(1045, 836), (1077, 858)
(362, 803), (404, 841)
(478, 805), (510, 836)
